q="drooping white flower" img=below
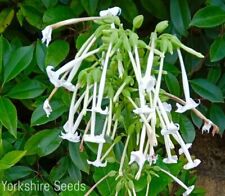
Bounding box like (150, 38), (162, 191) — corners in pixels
(160, 168), (195, 196)
(176, 49), (199, 113)
(133, 105), (153, 115)
(202, 120), (212, 134)
(42, 26), (52, 46)
(163, 135), (178, 164)
(162, 102), (172, 112)
(43, 99), (52, 117)
(179, 143), (192, 155)
(99, 7), (121, 17)
(60, 131), (80, 143)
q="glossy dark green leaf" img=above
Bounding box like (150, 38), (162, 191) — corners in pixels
(41, 0), (58, 8)
(207, 67), (221, 83)
(190, 6), (225, 28)
(5, 166), (33, 181)
(24, 128), (62, 156)
(43, 5), (75, 24)
(67, 160), (81, 181)
(191, 111), (203, 129)
(0, 150), (26, 170)
(3, 44), (34, 83)
(170, 0), (191, 35)
(93, 164), (118, 195)
(20, 5), (43, 29)
(45, 40), (69, 67)
(190, 78), (224, 103)
(210, 104), (225, 134)
(140, 0), (168, 19)
(0, 8), (14, 33)
(210, 36), (225, 62)
(36, 40), (47, 72)
(81, 0), (99, 15)
(7, 80), (46, 99)
(0, 97), (17, 138)
(69, 143), (90, 174)
(218, 73), (225, 94)
(31, 100), (67, 126)
(70, 0), (85, 16)
(165, 72), (180, 96)
(49, 156), (69, 182)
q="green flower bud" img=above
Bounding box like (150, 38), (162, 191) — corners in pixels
(133, 15), (144, 30)
(155, 20), (169, 33)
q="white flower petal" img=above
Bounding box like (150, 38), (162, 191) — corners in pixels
(183, 185), (195, 196)
(60, 132), (80, 143)
(179, 143), (192, 155)
(46, 66), (61, 87)
(133, 105), (153, 115)
(42, 26), (52, 46)
(99, 7), (121, 16)
(87, 159), (107, 167)
(176, 98), (199, 113)
(162, 102), (172, 112)
(183, 159), (201, 170)
(83, 134), (105, 143)
(43, 99), (52, 117)
(202, 120), (212, 134)
(140, 76), (156, 92)
(163, 155), (178, 164)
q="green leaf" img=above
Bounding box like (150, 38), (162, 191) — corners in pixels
(0, 97), (17, 138)
(49, 156), (69, 182)
(20, 5), (43, 29)
(5, 166), (33, 181)
(0, 150), (26, 170)
(170, 0), (191, 35)
(45, 40), (69, 67)
(24, 128), (62, 156)
(0, 8), (14, 33)
(3, 44), (34, 83)
(43, 5), (75, 24)
(190, 6), (225, 28)
(190, 78), (224, 103)
(174, 114), (196, 143)
(165, 72), (180, 96)
(93, 164), (118, 195)
(31, 100), (67, 126)
(7, 80), (46, 99)
(41, 0), (58, 8)
(69, 143), (90, 174)
(218, 73), (225, 94)
(210, 36), (225, 62)
(81, 0), (99, 15)
(140, 0), (168, 19)
(210, 104), (225, 134)
(36, 40), (47, 72)
(67, 160), (81, 181)
(207, 67), (221, 84)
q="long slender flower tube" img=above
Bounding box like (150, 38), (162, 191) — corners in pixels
(83, 82), (105, 143)
(60, 96), (93, 142)
(141, 32), (156, 92)
(157, 98), (201, 170)
(159, 168), (195, 196)
(156, 107), (177, 164)
(176, 49), (199, 113)
(87, 117), (108, 167)
(129, 125), (147, 180)
(106, 98), (113, 136)
(46, 48), (100, 91)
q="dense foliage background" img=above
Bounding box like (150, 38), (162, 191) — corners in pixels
(0, 0), (224, 195)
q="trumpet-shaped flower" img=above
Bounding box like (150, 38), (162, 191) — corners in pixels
(176, 98), (199, 113)
(42, 26), (52, 46)
(202, 120), (212, 134)
(43, 99), (52, 117)
(60, 131), (80, 143)
(99, 7), (121, 17)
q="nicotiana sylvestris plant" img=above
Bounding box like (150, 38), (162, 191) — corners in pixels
(41, 7), (219, 196)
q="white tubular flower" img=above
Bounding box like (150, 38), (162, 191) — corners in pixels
(99, 7), (121, 16)
(87, 118), (108, 167)
(140, 76), (156, 93)
(133, 105), (153, 115)
(146, 146), (157, 165)
(43, 99), (52, 117)
(202, 120), (212, 134)
(179, 143), (192, 155)
(176, 49), (199, 113)
(163, 135), (178, 164)
(162, 102), (172, 112)
(60, 131), (80, 143)
(161, 123), (179, 136)
(159, 168), (195, 196)
(42, 26), (52, 46)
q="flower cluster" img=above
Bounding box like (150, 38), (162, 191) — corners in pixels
(41, 7), (216, 196)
